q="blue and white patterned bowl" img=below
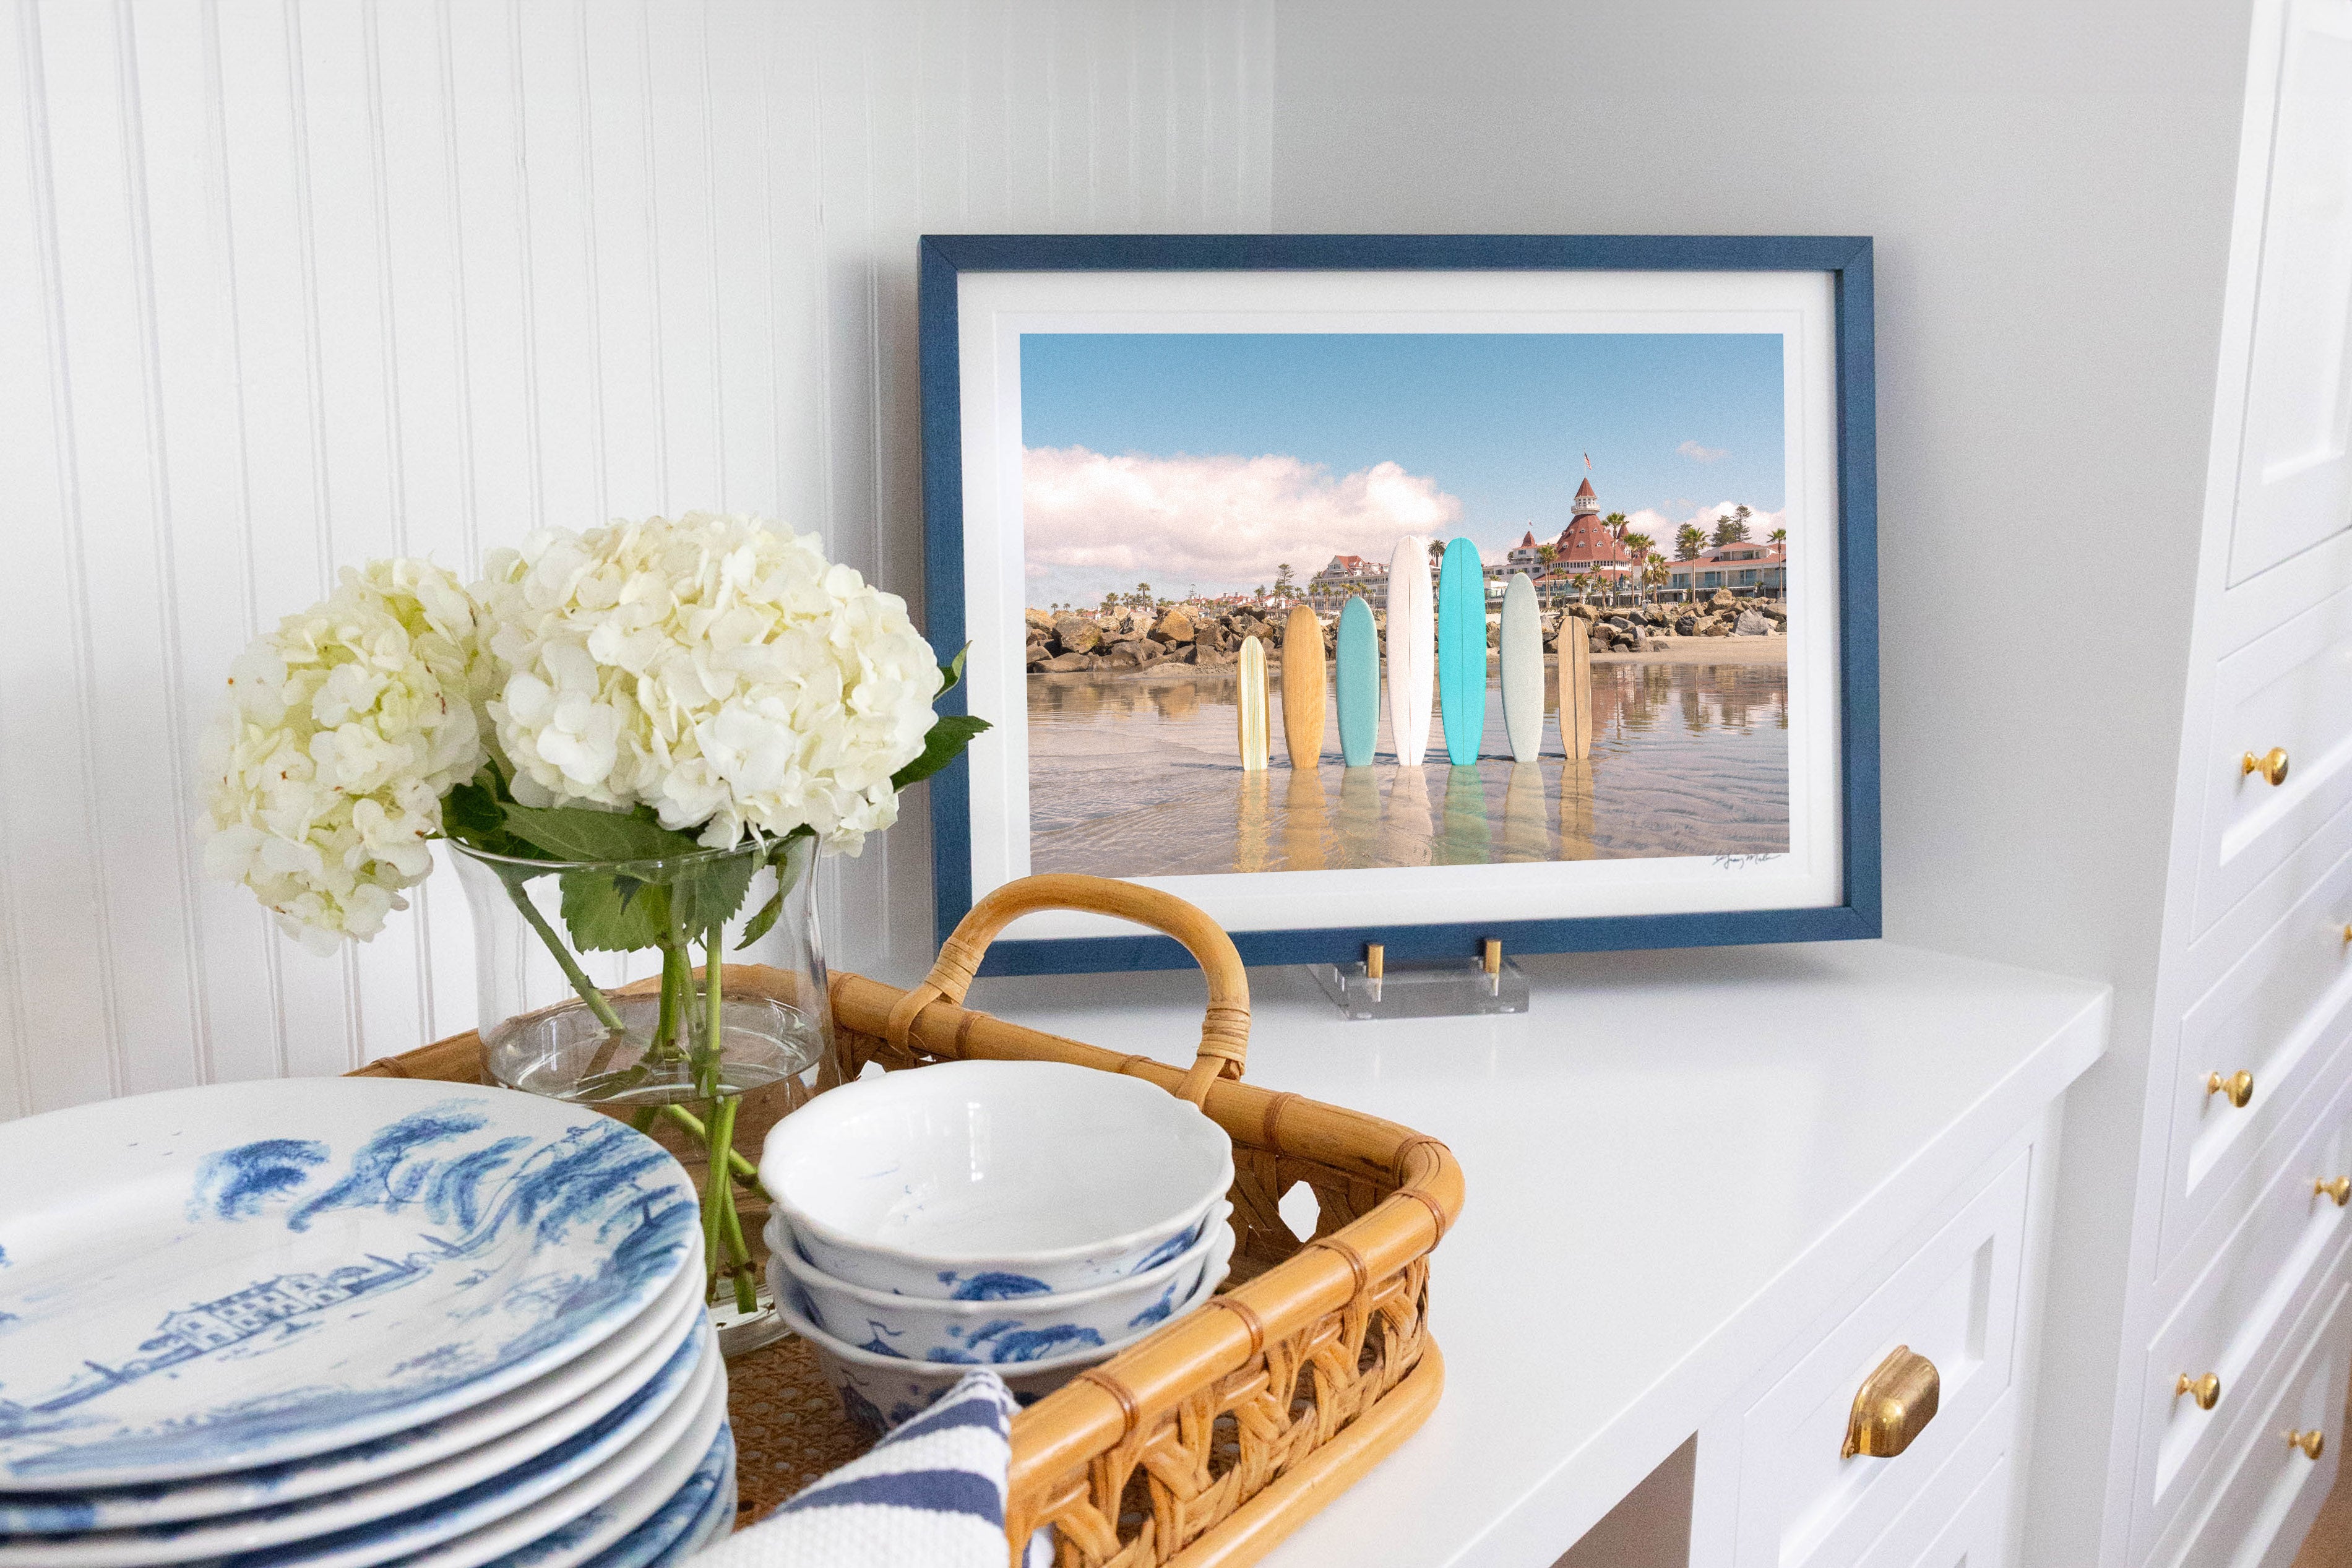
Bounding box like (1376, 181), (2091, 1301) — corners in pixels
(759, 1061), (1233, 1299)
(770, 1270), (1218, 1441)
(0, 1079), (701, 1491)
(766, 1203), (1231, 1364)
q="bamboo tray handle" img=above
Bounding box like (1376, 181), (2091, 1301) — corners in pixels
(883, 873), (1249, 1106)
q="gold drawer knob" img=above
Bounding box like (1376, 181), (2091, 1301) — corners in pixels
(2244, 747), (2291, 786)
(2319, 1177), (2351, 1207)
(2207, 1070), (2255, 1108)
(2292, 1428), (2327, 1459)
(2178, 1372), (2222, 1410)
(1843, 1345), (1939, 1458)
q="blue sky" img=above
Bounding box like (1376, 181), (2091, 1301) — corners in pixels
(1018, 331), (1785, 606)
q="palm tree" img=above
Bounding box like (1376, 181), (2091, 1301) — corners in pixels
(1275, 563), (1295, 602)
(1768, 527), (1786, 546)
(1675, 523), (1705, 561)
(1622, 533), (1655, 605)
(1603, 511), (1630, 542)
(1536, 542), (1558, 569)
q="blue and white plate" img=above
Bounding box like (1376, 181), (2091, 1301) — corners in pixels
(564, 1425), (733, 1568)
(0, 1264), (706, 1535)
(0, 1322), (717, 1567)
(416, 1368), (728, 1568)
(0, 1080), (700, 1490)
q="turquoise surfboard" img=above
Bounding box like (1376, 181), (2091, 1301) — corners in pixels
(1335, 595), (1380, 767)
(1437, 537), (1486, 766)
(1500, 573), (1543, 763)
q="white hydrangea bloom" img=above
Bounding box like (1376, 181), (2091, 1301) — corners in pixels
(476, 512), (942, 853)
(198, 559), (493, 953)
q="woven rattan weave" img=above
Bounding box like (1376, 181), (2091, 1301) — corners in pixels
(353, 874), (1462, 1567)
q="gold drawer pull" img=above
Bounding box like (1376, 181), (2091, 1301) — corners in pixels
(2292, 1428), (2327, 1459)
(2319, 1177), (2351, 1207)
(2207, 1070), (2255, 1108)
(1843, 1345), (1939, 1458)
(2178, 1372), (2222, 1410)
(2244, 747), (2291, 786)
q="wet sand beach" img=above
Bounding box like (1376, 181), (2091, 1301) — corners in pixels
(1026, 652), (1790, 876)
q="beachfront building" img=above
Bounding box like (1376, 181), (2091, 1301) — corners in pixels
(1506, 530), (1545, 570)
(1548, 477), (1636, 588)
(1665, 540), (1787, 597)
(1306, 553), (1389, 611)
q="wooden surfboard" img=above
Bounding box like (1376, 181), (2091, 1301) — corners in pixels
(1500, 573), (1543, 763)
(1557, 618), (1593, 760)
(1280, 606), (1326, 770)
(1386, 536), (1433, 765)
(1237, 634), (1269, 770)
(1335, 595), (1380, 767)
(1437, 537), (1486, 767)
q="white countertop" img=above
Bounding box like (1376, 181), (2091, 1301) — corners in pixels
(966, 938), (2107, 1567)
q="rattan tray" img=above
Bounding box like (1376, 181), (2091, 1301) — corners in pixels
(354, 873), (1462, 1567)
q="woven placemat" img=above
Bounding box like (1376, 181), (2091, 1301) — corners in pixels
(723, 1333), (872, 1531)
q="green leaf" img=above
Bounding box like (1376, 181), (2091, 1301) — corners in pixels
(441, 768), (547, 861)
(671, 849), (757, 936)
(738, 887), (785, 948)
(937, 643), (970, 698)
(736, 829), (814, 949)
(499, 803), (706, 864)
(892, 713), (991, 792)
(559, 870), (669, 952)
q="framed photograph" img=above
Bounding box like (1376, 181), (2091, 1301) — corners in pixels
(919, 235), (1877, 975)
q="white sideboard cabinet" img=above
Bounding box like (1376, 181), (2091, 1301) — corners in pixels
(971, 940), (2107, 1567)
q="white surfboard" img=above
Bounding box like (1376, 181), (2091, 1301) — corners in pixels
(1386, 536), (1434, 765)
(1500, 573), (1543, 763)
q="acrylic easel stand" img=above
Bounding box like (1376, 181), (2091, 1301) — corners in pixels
(1311, 950), (1530, 1020)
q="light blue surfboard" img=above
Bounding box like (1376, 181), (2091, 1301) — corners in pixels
(1335, 595), (1380, 767)
(1500, 573), (1543, 763)
(1437, 537), (1487, 766)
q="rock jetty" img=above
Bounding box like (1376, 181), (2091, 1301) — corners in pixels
(1023, 590), (1788, 671)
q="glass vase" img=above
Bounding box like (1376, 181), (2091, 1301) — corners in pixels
(451, 832), (828, 1357)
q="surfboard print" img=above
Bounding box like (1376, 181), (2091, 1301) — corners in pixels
(1280, 606), (1326, 770)
(1500, 572), (1543, 763)
(1236, 634), (1270, 770)
(1335, 595), (1380, 767)
(1386, 536), (1434, 765)
(1437, 537), (1487, 767)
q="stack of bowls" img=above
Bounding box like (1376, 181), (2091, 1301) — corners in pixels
(0, 1079), (736, 1568)
(760, 1061), (1235, 1436)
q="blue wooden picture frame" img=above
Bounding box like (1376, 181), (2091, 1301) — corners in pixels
(919, 234), (1879, 976)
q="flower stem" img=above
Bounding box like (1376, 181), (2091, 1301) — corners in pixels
(498, 871), (626, 1033)
(657, 1103), (760, 1187)
(699, 1094), (741, 1293)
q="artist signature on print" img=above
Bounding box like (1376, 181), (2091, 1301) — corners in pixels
(1712, 853), (1787, 871)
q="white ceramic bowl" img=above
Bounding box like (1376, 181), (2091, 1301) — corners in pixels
(766, 1202), (1233, 1363)
(759, 1059), (1234, 1298)
(769, 1238), (1227, 1439)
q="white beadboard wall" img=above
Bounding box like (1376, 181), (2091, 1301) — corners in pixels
(0, 0), (1273, 1121)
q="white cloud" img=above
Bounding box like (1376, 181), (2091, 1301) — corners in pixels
(1678, 440), (1730, 463)
(1022, 447), (1462, 594)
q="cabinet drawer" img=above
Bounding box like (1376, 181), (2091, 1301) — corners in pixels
(2194, 582), (2352, 938)
(1731, 1150), (2029, 1568)
(2135, 1080), (2350, 1543)
(2156, 1282), (2348, 1568)
(1865, 1389), (2011, 1568)
(2161, 844), (2352, 1275)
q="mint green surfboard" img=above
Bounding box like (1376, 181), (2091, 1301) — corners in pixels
(1335, 595), (1380, 767)
(1437, 537), (1486, 766)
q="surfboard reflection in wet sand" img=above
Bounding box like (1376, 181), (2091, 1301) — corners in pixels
(1027, 657), (1788, 877)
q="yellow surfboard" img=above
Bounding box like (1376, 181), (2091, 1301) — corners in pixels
(1557, 619), (1593, 760)
(1281, 606), (1326, 770)
(1238, 634), (1270, 770)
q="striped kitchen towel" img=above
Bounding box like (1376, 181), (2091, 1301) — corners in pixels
(691, 1369), (1046, 1568)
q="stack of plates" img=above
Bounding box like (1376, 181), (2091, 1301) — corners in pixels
(0, 1079), (734, 1567)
